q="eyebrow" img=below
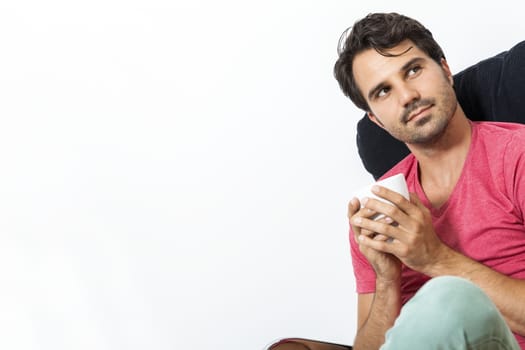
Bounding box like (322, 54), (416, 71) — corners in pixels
(367, 57), (426, 101)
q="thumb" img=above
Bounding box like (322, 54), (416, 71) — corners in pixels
(347, 197), (361, 220)
(409, 192), (432, 217)
(409, 192), (425, 207)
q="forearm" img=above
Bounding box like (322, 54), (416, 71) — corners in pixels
(354, 279), (402, 350)
(425, 246), (525, 335)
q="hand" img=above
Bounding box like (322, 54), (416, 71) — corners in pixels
(351, 186), (450, 274)
(348, 197), (402, 283)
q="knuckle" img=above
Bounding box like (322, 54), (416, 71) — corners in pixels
(390, 194), (404, 206)
(383, 205), (397, 217)
(413, 222), (424, 232)
(383, 225), (396, 237)
(406, 236), (416, 246)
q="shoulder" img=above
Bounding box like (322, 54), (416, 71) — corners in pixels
(471, 122), (525, 189)
(473, 121), (525, 143)
(473, 120), (525, 131)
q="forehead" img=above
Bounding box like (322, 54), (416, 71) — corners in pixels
(352, 40), (432, 97)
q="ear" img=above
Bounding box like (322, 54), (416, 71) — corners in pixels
(440, 58), (454, 85)
(367, 111), (385, 128)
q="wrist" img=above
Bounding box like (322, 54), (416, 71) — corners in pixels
(376, 275), (401, 290)
(423, 244), (459, 277)
(373, 276), (402, 320)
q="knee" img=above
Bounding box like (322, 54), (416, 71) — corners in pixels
(383, 276), (507, 347)
(416, 275), (485, 306)
(409, 276), (500, 326)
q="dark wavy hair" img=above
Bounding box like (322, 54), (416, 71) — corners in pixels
(333, 13), (446, 111)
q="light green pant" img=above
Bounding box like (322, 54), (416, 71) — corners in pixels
(380, 276), (521, 350)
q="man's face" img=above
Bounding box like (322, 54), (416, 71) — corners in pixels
(352, 40), (458, 145)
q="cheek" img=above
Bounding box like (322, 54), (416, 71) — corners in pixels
(370, 98), (398, 116)
(437, 82), (457, 113)
(370, 103), (402, 126)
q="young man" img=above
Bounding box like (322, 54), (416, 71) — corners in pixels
(334, 13), (525, 350)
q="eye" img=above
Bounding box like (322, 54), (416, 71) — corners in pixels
(407, 65), (421, 77)
(376, 86), (390, 98)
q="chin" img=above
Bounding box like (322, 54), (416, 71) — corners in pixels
(409, 117), (450, 144)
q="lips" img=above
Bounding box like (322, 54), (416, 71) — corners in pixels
(406, 104), (433, 122)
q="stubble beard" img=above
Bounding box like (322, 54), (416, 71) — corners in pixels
(390, 86), (457, 145)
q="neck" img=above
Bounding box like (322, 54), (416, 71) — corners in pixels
(407, 105), (472, 201)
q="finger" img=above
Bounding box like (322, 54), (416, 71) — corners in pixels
(352, 215), (401, 242)
(357, 232), (398, 253)
(390, 192), (430, 229)
(351, 197), (380, 217)
(361, 216), (394, 240)
(373, 234), (391, 241)
(350, 197), (391, 242)
(372, 186), (428, 224)
(371, 185), (411, 212)
(367, 186), (420, 228)
(409, 192), (427, 210)
(373, 215), (395, 241)
(352, 215), (384, 242)
(360, 228), (377, 239)
(349, 198), (382, 225)
(348, 198), (365, 242)
(347, 197), (361, 220)
(360, 196), (409, 228)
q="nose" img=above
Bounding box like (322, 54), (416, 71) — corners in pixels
(398, 83), (420, 108)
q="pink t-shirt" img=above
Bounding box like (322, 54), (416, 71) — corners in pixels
(350, 121), (525, 348)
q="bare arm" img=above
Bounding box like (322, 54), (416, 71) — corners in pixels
(353, 186), (525, 336)
(353, 283), (401, 350)
(348, 198), (403, 349)
(424, 247), (525, 335)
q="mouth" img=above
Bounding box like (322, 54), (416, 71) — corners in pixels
(406, 104), (433, 123)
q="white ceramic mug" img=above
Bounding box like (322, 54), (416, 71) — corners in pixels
(353, 173), (409, 220)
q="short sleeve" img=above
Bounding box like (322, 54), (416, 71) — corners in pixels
(349, 227), (377, 293)
(503, 129), (525, 221)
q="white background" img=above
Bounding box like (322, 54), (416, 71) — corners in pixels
(1, 1), (524, 349)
